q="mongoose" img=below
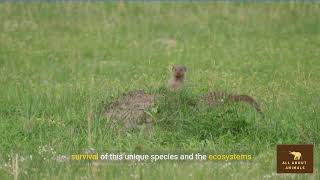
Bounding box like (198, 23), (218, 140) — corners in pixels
(167, 65), (187, 91)
(167, 65), (263, 114)
(202, 91), (262, 114)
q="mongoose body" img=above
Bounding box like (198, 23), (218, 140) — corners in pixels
(202, 91), (262, 114)
(167, 65), (187, 91)
(167, 65), (263, 114)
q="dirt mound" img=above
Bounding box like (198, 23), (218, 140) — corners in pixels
(104, 90), (262, 130)
(104, 90), (155, 129)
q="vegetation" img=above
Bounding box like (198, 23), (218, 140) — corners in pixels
(0, 2), (319, 179)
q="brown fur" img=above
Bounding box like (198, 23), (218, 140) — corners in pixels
(167, 65), (187, 91)
(167, 65), (263, 114)
(202, 91), (262, 114)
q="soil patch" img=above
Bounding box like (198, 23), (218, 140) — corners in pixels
(104, 90), (155, 129)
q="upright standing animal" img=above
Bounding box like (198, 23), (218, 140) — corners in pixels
(167, 65), (187, 91)
(167, 64), (263, 114)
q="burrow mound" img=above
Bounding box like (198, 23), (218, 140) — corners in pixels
(104, 90), (261, 130)
(104, 90), (155, 129)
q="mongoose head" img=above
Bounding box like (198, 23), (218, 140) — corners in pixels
(172, 65), (187, 79)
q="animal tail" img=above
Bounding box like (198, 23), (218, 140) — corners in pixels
(229, 95), (263, 114)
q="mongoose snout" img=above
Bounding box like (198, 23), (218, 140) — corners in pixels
(173, 65), (186, 78)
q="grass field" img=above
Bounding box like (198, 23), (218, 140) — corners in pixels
(0, 2), (319, 179)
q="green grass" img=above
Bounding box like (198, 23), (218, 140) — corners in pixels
(0, 2), (319, 179)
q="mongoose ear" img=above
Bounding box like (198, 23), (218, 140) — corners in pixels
(172, 65), (176, 71)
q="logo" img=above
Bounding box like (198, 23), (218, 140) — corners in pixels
(289, 151), (302, 160)
(277, 144), (313, 173)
